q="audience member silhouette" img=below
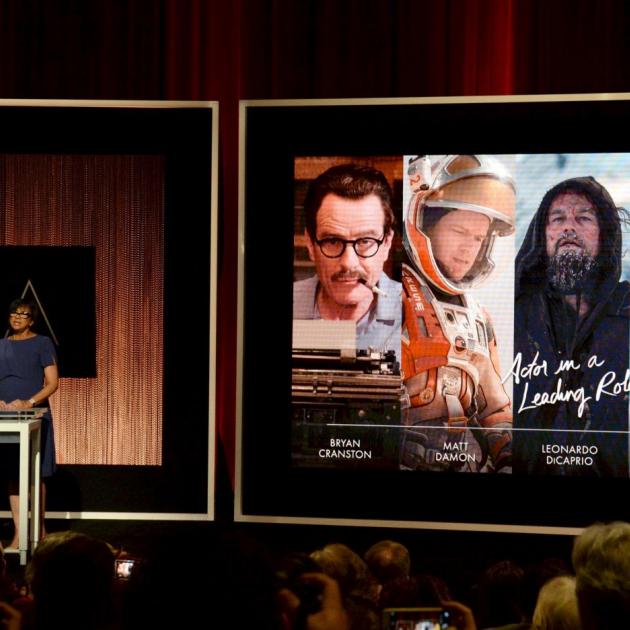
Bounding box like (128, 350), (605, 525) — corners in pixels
(16, 520), (630, 630)
(472, 560), (528, 630)
(310, 543), (378, 630)
(26, 531), (115, 630)
(363, 540), (410, 592)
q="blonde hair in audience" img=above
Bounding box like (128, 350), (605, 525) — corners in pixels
(532, 575), (581, 630)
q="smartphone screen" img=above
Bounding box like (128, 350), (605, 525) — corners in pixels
(382, 607), (451, 630)
(114, 558), (136, 580)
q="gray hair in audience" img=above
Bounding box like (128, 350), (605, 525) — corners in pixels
(572, 521), (630, 629)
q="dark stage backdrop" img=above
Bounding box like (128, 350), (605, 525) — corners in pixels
(1, 0), (630, 486)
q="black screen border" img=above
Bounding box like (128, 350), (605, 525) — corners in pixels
(0, 100), (218, 519)
(237, 94), (630, 533)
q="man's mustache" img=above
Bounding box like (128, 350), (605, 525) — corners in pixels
(331, 270), (368, 282)
(554, 229), (587, 254)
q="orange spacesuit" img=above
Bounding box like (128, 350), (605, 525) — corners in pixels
(400, 155), (515, 472)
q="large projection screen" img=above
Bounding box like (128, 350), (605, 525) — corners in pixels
(0, 100), (218, 520)
(237, 95), (630, 534)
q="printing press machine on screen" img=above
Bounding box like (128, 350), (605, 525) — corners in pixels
(291, 320), (402, 469)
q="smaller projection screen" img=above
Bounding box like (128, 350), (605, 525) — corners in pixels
(0, 101), (218, 519)
(237, 95), (630, 533)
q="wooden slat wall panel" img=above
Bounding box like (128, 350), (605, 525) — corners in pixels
(0, 154), (163, 465)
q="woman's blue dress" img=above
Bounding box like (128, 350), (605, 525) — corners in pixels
(0, 335), (57, 477)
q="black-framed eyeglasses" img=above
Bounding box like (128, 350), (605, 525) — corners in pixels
(315, 235), (385, 259)
(10, 312), (32, 319)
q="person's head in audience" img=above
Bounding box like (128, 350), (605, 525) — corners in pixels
(532, 575), (581, 630)
(311, 543), (378, 630)
(311, 543), (375, 602)
(364, 540), (410, 589)
(473, 560), (526, 629)
(26, 531), (115, 630)
(572, 521), (630, 629)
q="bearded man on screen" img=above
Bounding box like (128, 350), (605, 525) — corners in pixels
(514, 177), (630, 476)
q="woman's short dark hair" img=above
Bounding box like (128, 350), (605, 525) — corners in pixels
(8, 298), (39, 325)
(303, 163), (396, 239)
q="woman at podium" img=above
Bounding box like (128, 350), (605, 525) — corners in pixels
(0, 298), (58, 549)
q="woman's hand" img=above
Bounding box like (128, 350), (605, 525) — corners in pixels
(7, 400), (31, 410)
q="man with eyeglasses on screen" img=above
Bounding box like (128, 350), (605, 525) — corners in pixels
(293, 163), (402, 361)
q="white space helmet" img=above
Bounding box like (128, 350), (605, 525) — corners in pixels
(404, 154), (516, 295)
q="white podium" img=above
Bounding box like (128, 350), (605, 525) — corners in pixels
(0, 410), (43, 564)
